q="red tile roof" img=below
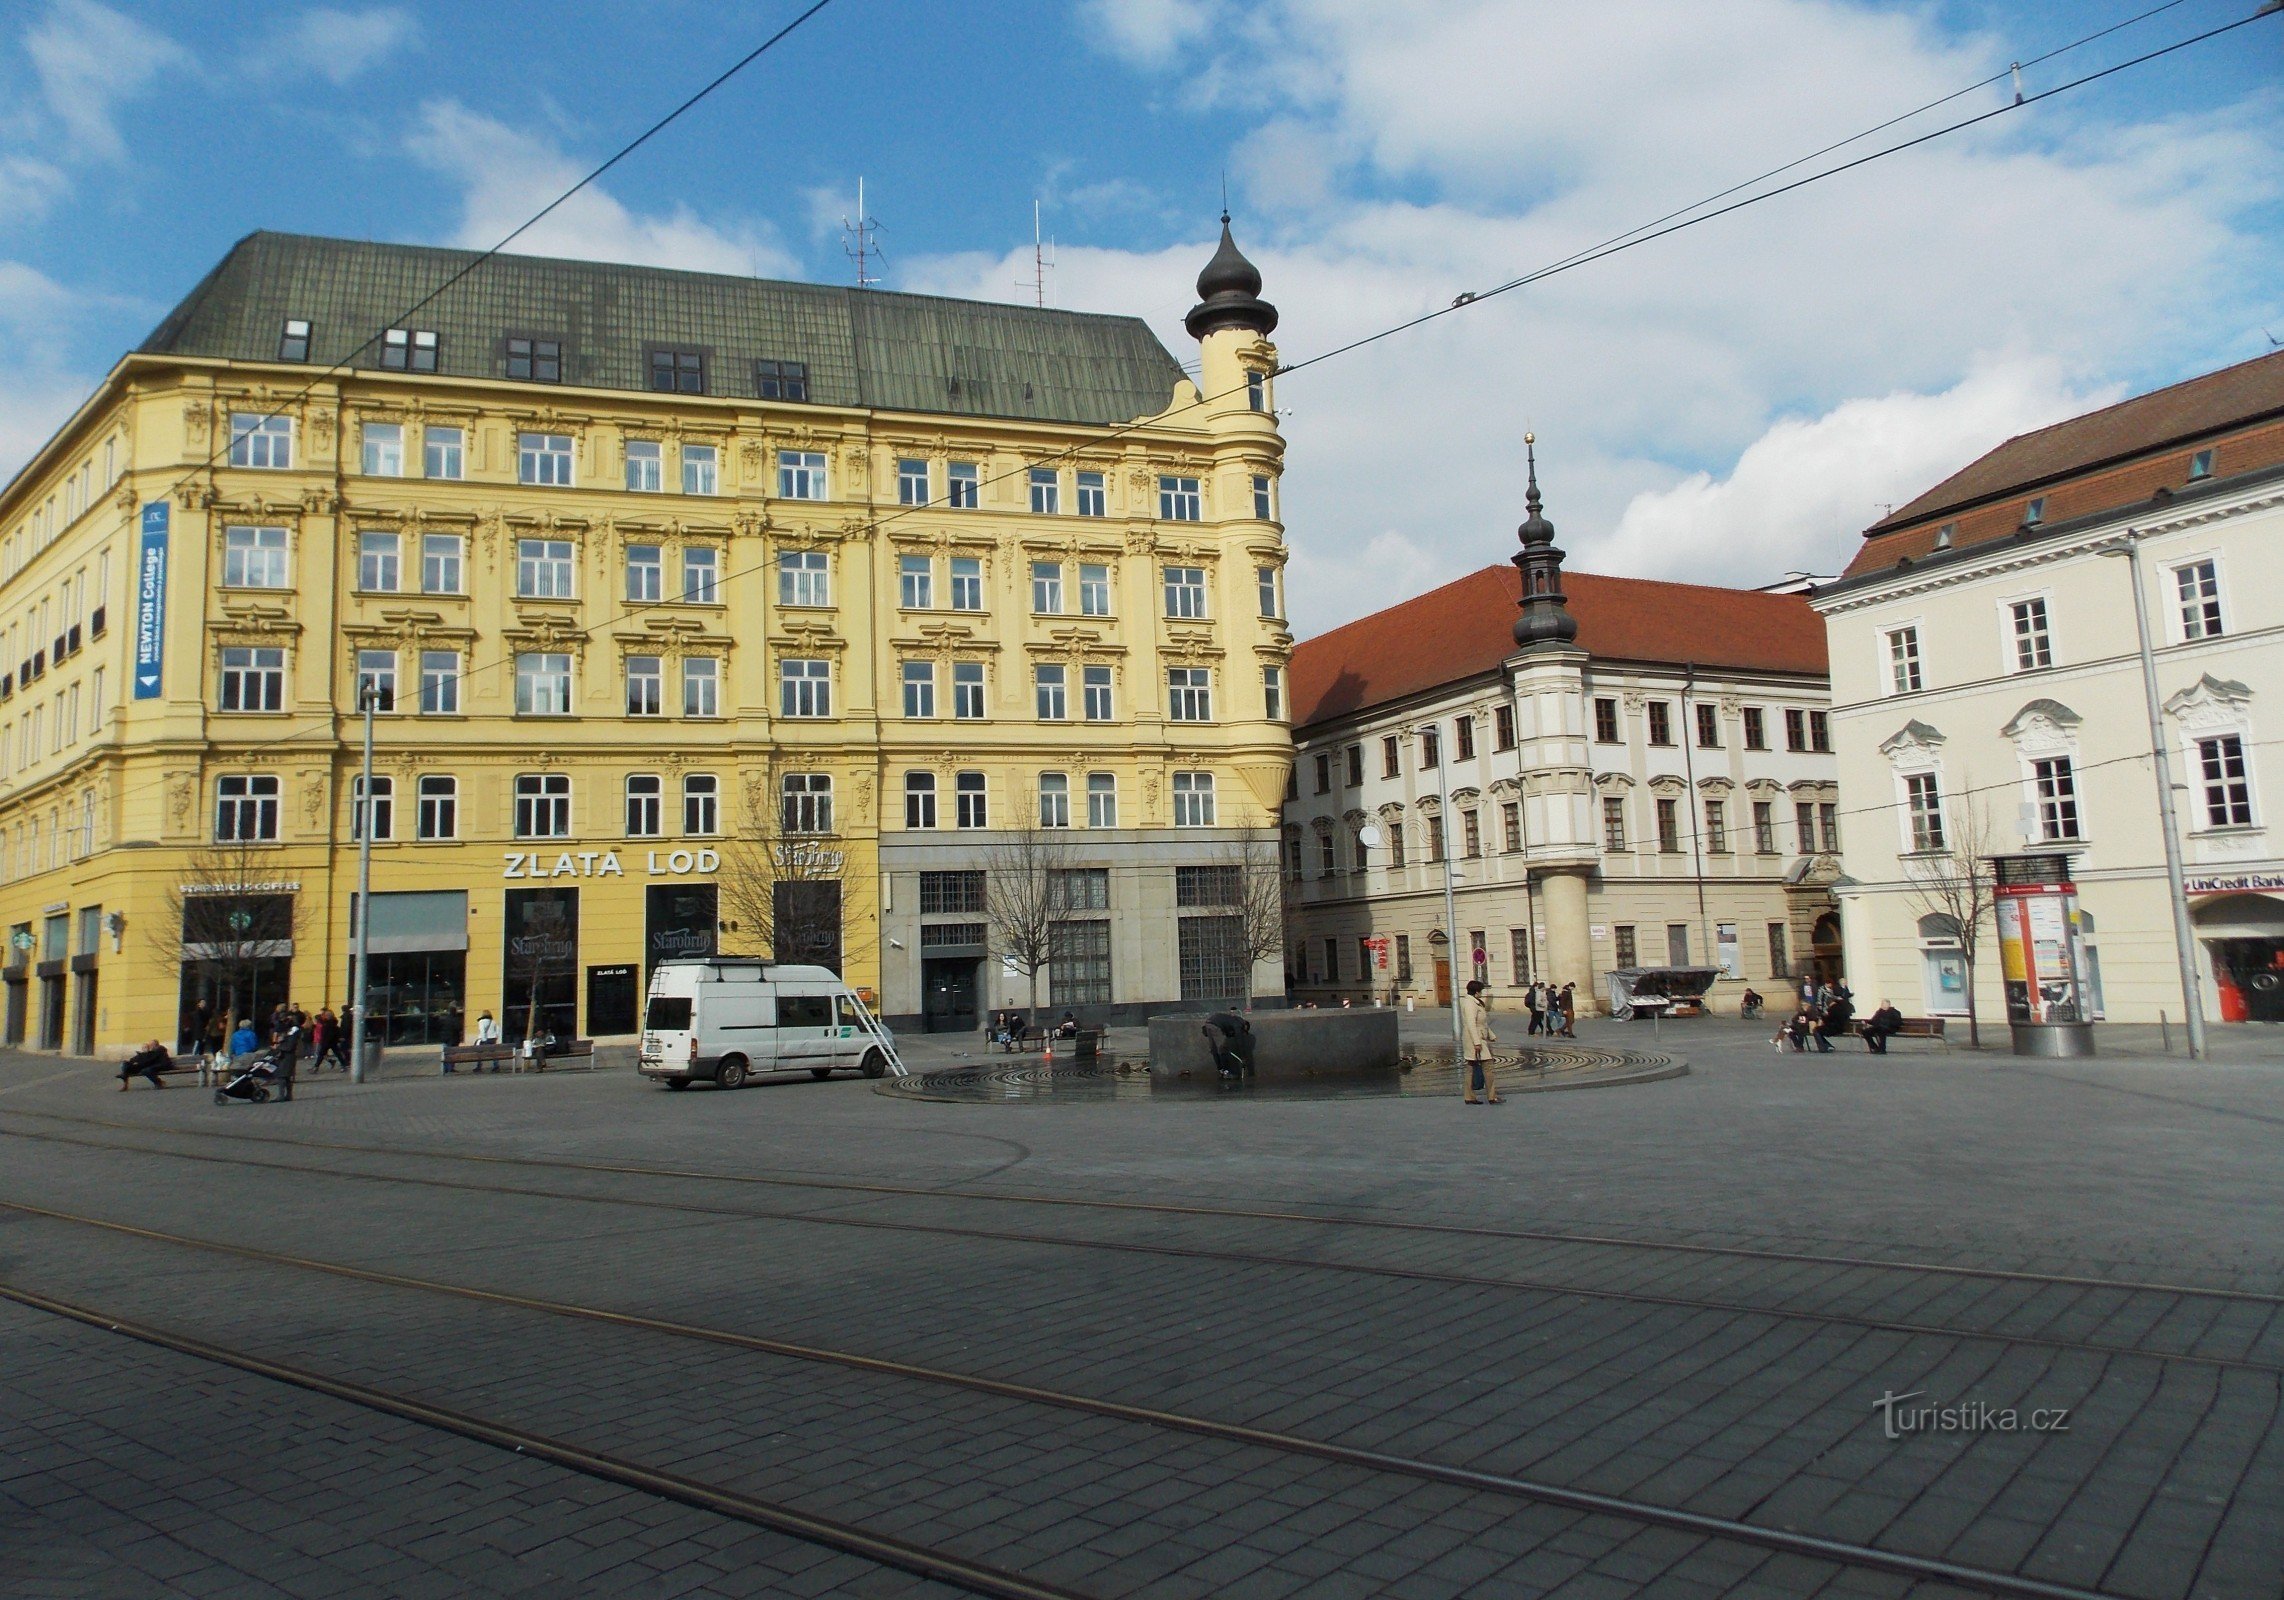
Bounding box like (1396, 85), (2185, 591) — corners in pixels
(1289, 565), (1829, 731)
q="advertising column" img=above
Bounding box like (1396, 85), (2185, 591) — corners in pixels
(1992, 853), (2093, 1057)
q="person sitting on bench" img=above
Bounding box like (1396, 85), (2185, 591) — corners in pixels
(118, 1040), (172, 1091)
(1055, 1011), (1081, 1038)
(1862, 1000), (1904, 1054)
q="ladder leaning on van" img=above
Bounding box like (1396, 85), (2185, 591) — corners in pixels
(846, 991), (909, 1077)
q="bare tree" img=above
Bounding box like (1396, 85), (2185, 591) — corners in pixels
(985, 822), (1077, 1025)
(1901, 786), (1998, 1047)
(502, 891), (577, 1045)
(714, 770), (848, 971)
(1217, 837), (1288, 1011)
(150, 836), (308, 1048)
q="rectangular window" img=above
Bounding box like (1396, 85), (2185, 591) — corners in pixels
(1051, 870), (1112, 912)
(1163, 565), (1207, 619)
(1613, 925), (1637, 970)
(278, 318), (311, 361)
(1501, 802), (1521, 852)
(919, 870), (986, 913)
(360, 422), (403, 477)
(350, 775), (393, 842)
(1508, 927), (1530, 986)
(1087, 772), (1116, 827)
(1158, 476), (1201, 521)
(518, 432), (573, 487)
(419, 650), (460, 715)
(1704, 799), (1727, 853)
(516, 653), (573, 716)
(2023, 496), (2046, 526)
(626, 545), (663, 603)
(517, 538), (575, 599)
(1318, 833), (1337, 876)
(681, 445), (718, 496)
(897, 459), (929, 505)
(625, 775), (662, 837)
(1656, 798), (1680, 853)
(956, 772), (987, 829)
(1344, 745), (1363, 787)
(683, 774), (719, 836)
(1420, 726), (1440, 768)
(778, 550), (830, 607)
(1082, 665), (1113, 722)
(1038, 772), (1070, 828)
(1906, 772), (1946, 852)
(901, 660), (936, 719)
(1048, 919), (1112, 1006)
(1028, 468), (1059, 514)
(754, 358), (806, 400)
(899, 554), (933, 609)
(215, 775), (280, 841)
(625, 438), (663, 492)
(1602, 796), (1627, 851)
(2189, 447), (2215, 480)
(423, 425), (463, 480)
(1382, 735), (1400, 779)
(2010, 598), (2053, 670)
(1252, 475), (1274, 521)
(1387, 822), (1405, 868)
(2198, 735), (2253, 827)
(1646, 702), (1673, 746)
(2176, 560), (2223, 641)
(647, 347), (705, 394)
(1769, 923), (1788, 980)
(779, 659), (831, 718)
(1821, 802), (1839, 852)
(904, 772), (937, 829)
(1667, 924), (1691, 967)
(421, 534), (462, 594)
(1035, 664), (1067, 720)
(950, 556), (983, 611)
(515, 773), (571, 838)
(1753, 800), (1776, 854)
(1462, 809), (1482, 858)
(1426, 814), (1445, 861)
(228, 414), (292, 469)
(946, 462), (979, 509)
(682, 547), (719, 604)
(2032, 757), (2080, 841)
(1171, 770), (1216, 826)
(1313, 752), (1333, 795)
(777, 451), (827, 500)
(1167, 666), (1211, 721)
(1796, 801), (1818, 853)
(780, 774), (833, 834)
(1076, 471), (1106, 517)
(1263, 666), (1284, 721)
(223, 525), (289, 588)
(1695, 703), (1720, 748)
(683, 657), (719, 718)
(1494, 704), (1516, 752)
(218, 647), (285, 713)
(1742, 706), (1766, 750)
(355, 649), (397, 712)
(417, 775), (457, 840)
(1591, 697), (1619, 743)
(1785, 708), (1808, 752)
(1031, 562), (1064, 614)
(357, 531), (400, 592)
(954, 662), (986, 720)
(1251, 565), (1279, 621)
(1888, 626), (1923, 693)
(1455, 716), (1476, 761)
(1247, 370), (1267, 412)
(1079, 564), (1111, 617)
(381, 328), (438, 372)
(1809, 711), (1830, 753)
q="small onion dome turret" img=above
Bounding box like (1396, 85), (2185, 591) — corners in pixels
(1185, 212), (1279, 340)
(1512, 433), (1579, 648)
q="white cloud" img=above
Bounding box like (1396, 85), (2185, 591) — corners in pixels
(0, 260), (99, 482)
(1079, 0), (1220, 67)
(407, 102), (800, 278)
(248, 6), (420, 86)
(23, 0), (187, 164)
(0, 155), (67, 225)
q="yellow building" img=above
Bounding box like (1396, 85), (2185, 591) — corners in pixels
(0, 226), (1291, 1054)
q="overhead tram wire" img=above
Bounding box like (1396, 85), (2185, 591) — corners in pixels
(170, 1), (2275, 778)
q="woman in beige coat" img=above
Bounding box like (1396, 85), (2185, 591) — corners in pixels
(1460, 979), (1502, 1104)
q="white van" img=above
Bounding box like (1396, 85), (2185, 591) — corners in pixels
(636, 959), (904, 1090)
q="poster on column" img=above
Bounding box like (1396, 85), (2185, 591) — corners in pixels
(133, 502), (168, 699)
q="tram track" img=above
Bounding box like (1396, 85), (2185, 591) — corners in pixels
(6, 1115), (2278, 1376)
(0, 1198), (2139, 1600)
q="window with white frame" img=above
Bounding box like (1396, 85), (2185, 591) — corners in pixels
(1257, 566), (1279, 619)
(898, 554), (933, 609)
(1078, 564), (1111, 617)
(1082, 665), (1112, 722)
(355, 649), (397, 711)
(1038, 772), (1070, 828)
(682, 547), (719, 604)
(635, 652), (671, 718)
(1076, 471), (1106, 517)
(419, 650), (459, 714)
(2009, 597), (2053, 670)
(1035, 663), (1068, 720)
(778, 450), (826, 500)
(516, 653), (573, 715)
(683, 657), (719, 718)
(955, 771), (987, 828)
(626, 544), (662, 603)
(514, 773), (571, 838)
(2031, 756), (2080, 840)
(1246, 370), (1267, 412)
(351, 775), (393, 841)
(625, 438), (663, 492)
(1172, 770), (1216, 826)
(1905, 772), (1946, 852)
(1158, 476), (1201, 521)
(780, 658), (830, 717)
(278, 319), (311, 361)
(1168, 666), (1211, 721)
(1163, 565), (1206, 619)
(2176, 560), (2223, 641)
(781, 773), (833, 834)
(683, 773), (718, 835)
(779, 550), (829, 607)
(215, 775), (280, 841)
(950, 556), (983, 611)
(1252, 475), (1274, 521)
(518, 432), (573, 487)
(223, 525), (288, 588)
(681, 444), (718, 496)
(361, 422), (403, 476)
(953, 661), (985, 719)
(1263, 666), (1285, 721)
(947, 462), (979, 508)
(1087, 772), (1116, 827)
(421, 533), (462, 594)
(218, 647), (285, 712)
(904, 771), (937, 829)
(423, 425), (463, 480)
(229, 414), (292, 469)
(1029, 468), (1059, 514)
(902, 660), (935, 718)
(517, 538), (575, 599)
(625, 774), (662, 836)
(896, 458), (928, 505)
(358, 531), (400, 592)
(417, 775), (456, 839)
(2198, 735), (2253, 827)
(1887, 626), (1922, 693)
(1031, 561), (1063, 614)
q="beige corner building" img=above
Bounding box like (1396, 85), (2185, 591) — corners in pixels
(0, 224), (1294, 1054)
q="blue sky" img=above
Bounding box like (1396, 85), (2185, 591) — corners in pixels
(4, 0), (2280, 630)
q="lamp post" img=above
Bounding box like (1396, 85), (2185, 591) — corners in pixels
(2099, 531), (2206, 1059)
(347, 680), (379, 1084)
(1417, 720), (1466, 1079)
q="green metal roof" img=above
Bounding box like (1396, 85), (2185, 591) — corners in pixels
(138, 231), (1192, 427)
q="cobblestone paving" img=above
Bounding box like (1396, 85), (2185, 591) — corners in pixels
(0, 1017), (2278, 1598)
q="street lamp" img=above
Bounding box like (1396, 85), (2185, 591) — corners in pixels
(1408, 720), (1467, 1080)
(2097, 531), (2206, 1059)
(347, 678), (382, 1083)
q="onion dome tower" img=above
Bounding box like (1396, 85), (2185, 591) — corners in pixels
(1511, 433), (1578, 649)
(1185, 213), (1279, 340)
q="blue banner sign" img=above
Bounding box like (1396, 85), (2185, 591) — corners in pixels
(133, 502), (168, 700)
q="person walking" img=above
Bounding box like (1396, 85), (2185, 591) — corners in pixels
(1460, 979), (1501, 1104)
(1555, 982), (1578, 1038)
(1525, 981), (1546, 1036)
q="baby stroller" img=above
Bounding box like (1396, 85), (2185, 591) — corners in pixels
(215, 1027), (297, 1105)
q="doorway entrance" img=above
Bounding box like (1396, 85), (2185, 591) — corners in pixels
(923, 957), (979, 1033)
(2195, 893), (2284, 1023)
(1433, 957), (1452, 1006)
(1811, 912), (1846, 985)
(70, 971), (96, 1056)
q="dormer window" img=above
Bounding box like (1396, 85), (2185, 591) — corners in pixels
(382, 328), (438, 372)
(755, 359), (807, 401)
(2022, 496), (2046, 527)
(506, 335), (563, 383)
(2189, 448), (2215, 480)
(647, 346), (705, 394)
(278, 319), (311, 362)
(1934, 523), (1954, 550)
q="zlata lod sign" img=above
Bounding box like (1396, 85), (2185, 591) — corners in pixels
(501, 849), (720, 880)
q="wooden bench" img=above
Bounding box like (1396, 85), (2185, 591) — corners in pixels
(442, 1038), (596, 1074)
(1000, 1027), (1048, 1054)
(442, 1042), (513, 1073)
(1860, 1016), (1947, 1049)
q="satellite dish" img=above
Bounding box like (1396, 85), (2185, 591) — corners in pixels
(1357, 824), (1384, 850)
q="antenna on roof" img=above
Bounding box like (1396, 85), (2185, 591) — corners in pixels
(842, 177), (884, 290)
(1015, 199), (1055, 308)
